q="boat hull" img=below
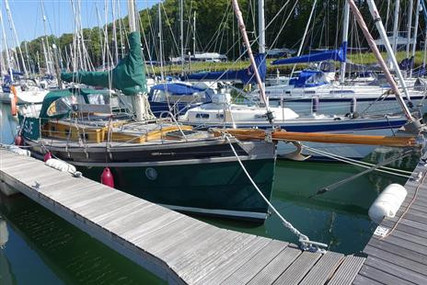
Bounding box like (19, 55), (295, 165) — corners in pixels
(269, 95), (427, 116)
(25, 139), (276, 221)
(79, 158), (275, 220)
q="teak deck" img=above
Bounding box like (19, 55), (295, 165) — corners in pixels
(0, 148), (365, 284)
(354, 153), (427, 285)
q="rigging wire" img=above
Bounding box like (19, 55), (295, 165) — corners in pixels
(225, 134), (328, 253)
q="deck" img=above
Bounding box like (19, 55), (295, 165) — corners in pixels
(0, 147), (364, 284)
(354, 152), (427, 284)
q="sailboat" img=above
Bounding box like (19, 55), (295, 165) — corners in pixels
(16, 1), (276, 221)
(178, 0), (417, 161)
(252, 1), (427, 117)
(0, 0), (50, 105)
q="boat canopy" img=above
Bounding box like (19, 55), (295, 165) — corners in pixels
(183, 53), (266, 84)
(150, 83), (213, 97)
(61, 32), (147, 96)
(272, 42), (347, 65)
(39, 88), (111, 120)
(289, 70), (329, 88)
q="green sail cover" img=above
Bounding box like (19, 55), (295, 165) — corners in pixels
(61, 32), (147, 95)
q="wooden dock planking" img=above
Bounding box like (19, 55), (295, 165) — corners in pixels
(185, 234), (264, 284)
(299, 251), (344, 285)
(247, 245), (302, 285)
(358, 256), (427, 285)
(272, 251), (322, 285)
(328, 255), (365, 285)
(178, 233), (258, 283)
(354, 155), (427, 285)
(194, 236), (272, 285)
(1, 148), (367, 284)
(221, 240), (289, 285)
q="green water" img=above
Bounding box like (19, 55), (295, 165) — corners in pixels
(0, 102), (416, 283)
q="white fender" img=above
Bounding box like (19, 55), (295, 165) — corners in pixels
(368, 183), (407, 224)
(45, 158), (77, 173)
(7, 145), (30, 156)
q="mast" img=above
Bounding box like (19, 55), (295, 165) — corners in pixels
(24, 41), (32, 75)
(392, 0), (400, 59)
(258, 0), (265, 54)
(158, 2), (164, 81)
(347, 0), (415, 124)
(0, 7), (12, 81)
(232, 0), (268, 108)
(41, 0), (53, 75)
(180, 0), (184, 75)
(410, 0), (421, 77)
(364, 0), (411, 102)
(340, 0), (350, 83)
(95, 5), (105, 70)
(41, 38), (50, 75)
(406, 0), (414, 59)
(112, 0), (119, 65)
(193, 11), (196, 56)
(291, 0), (318, 78)
(128, 0), (146, 122)
(4, 0), (28, 76)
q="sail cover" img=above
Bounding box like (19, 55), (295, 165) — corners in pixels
(61, 32), (147, 95)
(272, 42), (347, 65)
(183, 53), (266, 84)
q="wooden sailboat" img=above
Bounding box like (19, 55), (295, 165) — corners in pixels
(17, 1), (276, 221)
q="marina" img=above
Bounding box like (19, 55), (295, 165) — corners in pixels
(2, 0), (427, 283)
(0, 147), (367, 284)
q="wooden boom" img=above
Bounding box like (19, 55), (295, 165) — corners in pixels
(212, 129), (418, 147)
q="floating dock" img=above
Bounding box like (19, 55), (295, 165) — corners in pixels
(354, 153), (427, 284)
(1, 147), (366, 284)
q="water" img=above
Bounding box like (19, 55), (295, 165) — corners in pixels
(0, 103), (18, 145)
(0, 102), (416, 282)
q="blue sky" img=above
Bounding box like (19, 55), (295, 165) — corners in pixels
(2, 0), (160, 43)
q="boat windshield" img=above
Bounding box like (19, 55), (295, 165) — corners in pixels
(46, 95), (77, 117)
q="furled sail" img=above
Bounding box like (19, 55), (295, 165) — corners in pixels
(61, 32), (147, 95)
(272, 43), (347, 65)
(183, 53), (266, 84)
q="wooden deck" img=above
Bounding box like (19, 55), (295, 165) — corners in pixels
(354, 153), (427, 284)
(0, 148), (364, 284)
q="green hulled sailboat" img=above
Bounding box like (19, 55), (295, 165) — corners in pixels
(17, 30), (276, 221)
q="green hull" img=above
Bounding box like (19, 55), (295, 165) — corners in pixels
(80, 159), (275, 220)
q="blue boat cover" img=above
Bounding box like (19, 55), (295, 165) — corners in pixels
(272, 42), (347, 65)
(183, 53), (266, 84)
(289, 70), (328, 88)
(151, 83), (212, 96)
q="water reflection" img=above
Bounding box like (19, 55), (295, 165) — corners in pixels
(0, 216), (15, 285)
(0, 193), (164, 284)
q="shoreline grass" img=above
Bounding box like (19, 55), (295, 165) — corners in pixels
(148, 51), (425, 76)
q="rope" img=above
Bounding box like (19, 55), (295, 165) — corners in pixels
(380, 170), (427, 240)
(311, 150), (414, 197)
(225, 135), (328, 252)
(302, 145), (412, 178)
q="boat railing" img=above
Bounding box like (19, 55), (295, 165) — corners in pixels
(158, 111), (189, 141)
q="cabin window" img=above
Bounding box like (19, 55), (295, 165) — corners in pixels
(216, 114), (224, 119)
(329, 90), (354, 94)
(195, 113), (209, 119)
(79, 133), (89, 141)
(86, 93), (110, 105)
